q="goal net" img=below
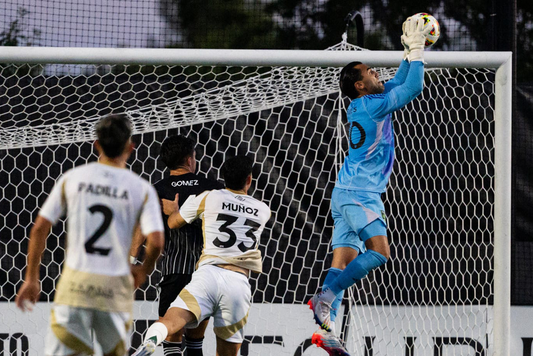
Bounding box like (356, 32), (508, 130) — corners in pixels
(0, 43), (511, 356)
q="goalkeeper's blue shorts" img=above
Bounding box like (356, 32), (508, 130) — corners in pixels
(331, 187), (388, 253)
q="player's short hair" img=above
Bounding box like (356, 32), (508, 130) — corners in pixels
(339, 61), (363, 99)
(160, 135), (195, 170)
(221, 155), (254, 190)
(95, 114), (132, 158)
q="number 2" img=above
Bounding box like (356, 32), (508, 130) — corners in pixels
(84, 204), (113, 255)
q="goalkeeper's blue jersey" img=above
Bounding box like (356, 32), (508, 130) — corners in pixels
(336, 60), (424, 193)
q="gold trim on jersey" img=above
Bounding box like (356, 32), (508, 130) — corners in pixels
(197, 193), (208, 217)
(199, 192), (209, 258)
(178, 289), (201, 321)
(213, 311), (249, 340)
(54, 266), (134, 313)
(50, 309), (94, 355)
(61, 180), (67, 210)
(197, 250), (262, 274)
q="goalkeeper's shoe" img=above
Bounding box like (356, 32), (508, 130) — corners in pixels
(131, 338), (156, 356)
(311, 329), (351, 356)
(307, 291), (333, 332)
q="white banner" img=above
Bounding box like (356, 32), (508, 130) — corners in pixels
(1, 303), (533, 355)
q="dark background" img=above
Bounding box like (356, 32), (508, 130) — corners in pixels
(0, 0), (531, 307)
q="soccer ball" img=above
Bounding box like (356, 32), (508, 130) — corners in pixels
(412, 12), (440, 48)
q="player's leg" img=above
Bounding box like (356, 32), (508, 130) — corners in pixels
(322, 191), (389, 306)
(158, 274), (193, 356)
(132, 307), (196, 356)
(44, 305), (95, 356)
(212, 267), (250, 356)
(93, 310), (132, 356)
(184, 319), (209, 356)
(309, 188), (364, 333)
(215, 337), (241, 356)
(133, 267), (216, 356)
(327, 247), (359, 332)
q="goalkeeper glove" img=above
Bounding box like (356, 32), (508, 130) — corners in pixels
(401, 17), (413, 60)
(401, 17), (431, 62)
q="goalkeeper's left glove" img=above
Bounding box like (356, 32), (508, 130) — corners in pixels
(402, 17), (431, 62)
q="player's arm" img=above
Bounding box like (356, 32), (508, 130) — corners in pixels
(384, 59), (410, 92)
(161, 193), (187, 229)
(15, 215), (52, 311)
(384, 16), (415, 92)
(131, 186), (165, 288)
(163, 191), (209, 230)
(364, 18), (429, 118)
(129, 226), (145, 263)
(16, 175), (67, 311)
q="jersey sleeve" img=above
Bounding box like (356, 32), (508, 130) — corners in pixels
(38, 174), (68, 224)
(362, 61), (424, 121)
(179, 190), (210, 223)
(384, 59), (410, 93)
(139, 185), (165, 235)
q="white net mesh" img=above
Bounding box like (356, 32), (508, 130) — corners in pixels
(0, 43), (496, 356)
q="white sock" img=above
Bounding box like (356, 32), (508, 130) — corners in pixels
(145, 322), (169, 346)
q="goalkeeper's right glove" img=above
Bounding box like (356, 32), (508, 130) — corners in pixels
(401, 17), (431, 62)
(401, 16), (413, 60)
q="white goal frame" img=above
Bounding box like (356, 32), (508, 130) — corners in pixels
(0, 47), (512, 356)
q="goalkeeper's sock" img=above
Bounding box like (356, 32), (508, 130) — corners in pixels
(323, 267), (343, 323)
(184, 335), (204, 356)
(162, 341), (183, 356)
(328, 250), (388, 295)
(145, 322), (169, 346)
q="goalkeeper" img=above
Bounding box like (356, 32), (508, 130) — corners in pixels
(308, 16), (431, 354)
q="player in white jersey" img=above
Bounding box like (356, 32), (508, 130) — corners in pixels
(132, 155), (271, 356)
(15, 114), (165, 356)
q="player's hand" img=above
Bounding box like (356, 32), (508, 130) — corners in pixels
(15, 279), (40, 312)
(131, 264), (148, 289)
(402, 17), (431, 51)
(401, 16), (413, 50)
(161, 193), (179, 216)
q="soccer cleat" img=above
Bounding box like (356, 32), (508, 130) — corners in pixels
(311, 329), (351, 356)
(308, 292), (333, 332)
(131, 339), (156, 356)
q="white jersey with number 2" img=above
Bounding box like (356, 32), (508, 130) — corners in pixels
(38, 162), (164, 312)
(180, 189), (271, 274)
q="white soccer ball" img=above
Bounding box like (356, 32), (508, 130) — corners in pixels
(411, 12), (440, 48)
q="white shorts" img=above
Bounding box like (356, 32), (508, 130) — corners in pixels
(170, 264), (251, 343)
(45, 305), (132, 356)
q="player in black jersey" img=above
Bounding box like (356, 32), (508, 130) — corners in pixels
(131, 135), (223, 356)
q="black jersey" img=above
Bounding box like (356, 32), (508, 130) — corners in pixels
(154, 173), (224, 275)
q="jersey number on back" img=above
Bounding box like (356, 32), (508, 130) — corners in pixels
(85, 204), (113, 256)
(214, 213), (261, 252)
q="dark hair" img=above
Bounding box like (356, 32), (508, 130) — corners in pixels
(339, 61), (363, 99)
(160, 135), (195, 170)
(220, 155), (253, 190)
(95, 114), (132, 158)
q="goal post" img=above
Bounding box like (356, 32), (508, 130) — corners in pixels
(0, 46), (512, 356)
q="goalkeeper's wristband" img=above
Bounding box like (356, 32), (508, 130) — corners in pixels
(408, 48), (424, 62)
(403, 49), (410, 61)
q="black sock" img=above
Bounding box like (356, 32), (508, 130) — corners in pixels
(162, 340), (183, 356)
(184, 335), (204, 356)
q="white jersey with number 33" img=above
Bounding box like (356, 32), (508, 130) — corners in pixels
(180, 189), (271, 273)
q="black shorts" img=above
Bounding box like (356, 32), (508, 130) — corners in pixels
(158, 273), (193, 317)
